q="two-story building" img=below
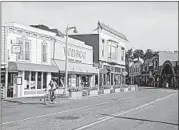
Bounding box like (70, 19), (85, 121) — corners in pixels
(128, 58), (144, 85)
(1, 22), (98, 98)
(70, 21), (129, 87)
(1, 22), (59, 98)
(52, 35), (98, 89)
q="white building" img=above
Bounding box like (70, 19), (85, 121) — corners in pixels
(1, 22), (98, 98)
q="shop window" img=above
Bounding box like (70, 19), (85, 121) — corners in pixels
(25, 71), (30, 89)
(37, 72), (42, 89)
(31, 72), (36, 89)
(43, 73), (47, 89)
(95, 75), (98, 86)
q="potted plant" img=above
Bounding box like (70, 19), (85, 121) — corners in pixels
(68, 87), (83, 99)
(123, 85), (129, 92)
(103, 85), (111, 94)
(114, 85), (121, 93)
(89, 86), (98, 97)
(56, 86), (65, 95)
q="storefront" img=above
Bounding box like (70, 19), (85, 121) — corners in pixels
(53, 36), (99, 89)
(99, 63), (126, 86)
(7, 62), (58, 97)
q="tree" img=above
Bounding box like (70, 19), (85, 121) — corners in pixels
(133, 49), (144, 60)
(143, 49), (154, 60)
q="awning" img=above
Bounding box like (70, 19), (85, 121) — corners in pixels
(8, 62), (59, 73)
(53, 60), (98, 75)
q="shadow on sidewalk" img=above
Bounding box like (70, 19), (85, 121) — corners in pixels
(101, 113), (178, 126)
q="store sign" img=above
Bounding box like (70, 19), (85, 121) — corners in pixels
(123, 71), (128, 76)
(16, 77), (22, 85)
(63, 47), (86, 60)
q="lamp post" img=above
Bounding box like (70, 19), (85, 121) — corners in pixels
(64, 26), (78, 96)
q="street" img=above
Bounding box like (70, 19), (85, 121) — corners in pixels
(1, 88), (178, 130)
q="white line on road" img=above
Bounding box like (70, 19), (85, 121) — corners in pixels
(2, 97), (132, 125)
(74, 92), (177, 130)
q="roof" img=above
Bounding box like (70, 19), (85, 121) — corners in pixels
(98, 21), (128, 41)
(30, 24), (65, 37)
(3, 22), (56, 37)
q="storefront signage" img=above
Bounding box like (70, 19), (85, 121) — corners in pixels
(16, 77), (22, 85)
(63, 47), (86, 60)
(123, 71), (128, 76)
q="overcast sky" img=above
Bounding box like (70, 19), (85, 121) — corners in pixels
(2, 2), (178, 51)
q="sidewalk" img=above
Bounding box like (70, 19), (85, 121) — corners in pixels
(2, 94), (69, 104)
(2, 85), (139, 104)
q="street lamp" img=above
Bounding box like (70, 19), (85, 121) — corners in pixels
(64, 26), (78, 95)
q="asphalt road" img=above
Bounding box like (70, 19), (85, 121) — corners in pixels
(1, 88), (178, 130)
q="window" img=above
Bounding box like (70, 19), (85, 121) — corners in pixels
(42, 42), (47, 62)
(111, 46), (116, 59)
(25, 41), (30, 60)
(17, 38), (30, 61)
(108, 44), (117, 59)
(37, 72), (42, 89)
(31, 72), (36, 89)
(102, 39), (104, 57)
(145, 66), (147, 71)
(24, 71), (30, 89)
(108, 45), (111, 58)
(121, 47), (125, 61)
(43, 73), (47, 89)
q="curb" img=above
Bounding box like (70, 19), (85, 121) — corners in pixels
(3, 86), (139, 104)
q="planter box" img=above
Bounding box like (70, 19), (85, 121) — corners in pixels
(131, 87), (135, 91)
(69, 91), (82, 99)
(103, 89), (110, 94)
(56, 89), (65, 94)
(114, 88), (121, 93)
(89, 90), (98, 97)
(124, 88), (129, 92)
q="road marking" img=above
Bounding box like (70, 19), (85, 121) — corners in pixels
(75, 92), (177, 130)
(2, 97), (132, 125)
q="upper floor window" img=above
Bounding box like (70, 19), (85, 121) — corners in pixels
(102, 39), (104, 57)
(108, 43), (117, 59)
(17, 37), (30, 61)
(42, 41), (47, 62)
(121, 47), (125, 61)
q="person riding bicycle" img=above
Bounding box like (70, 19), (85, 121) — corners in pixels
(45, 79), (58, 104)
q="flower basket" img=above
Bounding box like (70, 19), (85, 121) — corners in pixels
(56, 88), (65, 95)
(103, 85), (111, 94)
(68, 87), (83, 99)
(114, 88), (121, 93)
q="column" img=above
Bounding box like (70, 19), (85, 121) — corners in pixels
(21, 71), (24, 97)
(41, 72), (43, 89)
(124, 75), (126, 85)
(47, 72), (51, 88)
(5, 68), (8, 99)
(35, 72), (38, 95)
(113, 73), (115, 85)
(29, 71), (31, 89)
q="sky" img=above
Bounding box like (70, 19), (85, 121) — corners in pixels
(2, 2), (178, 52)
